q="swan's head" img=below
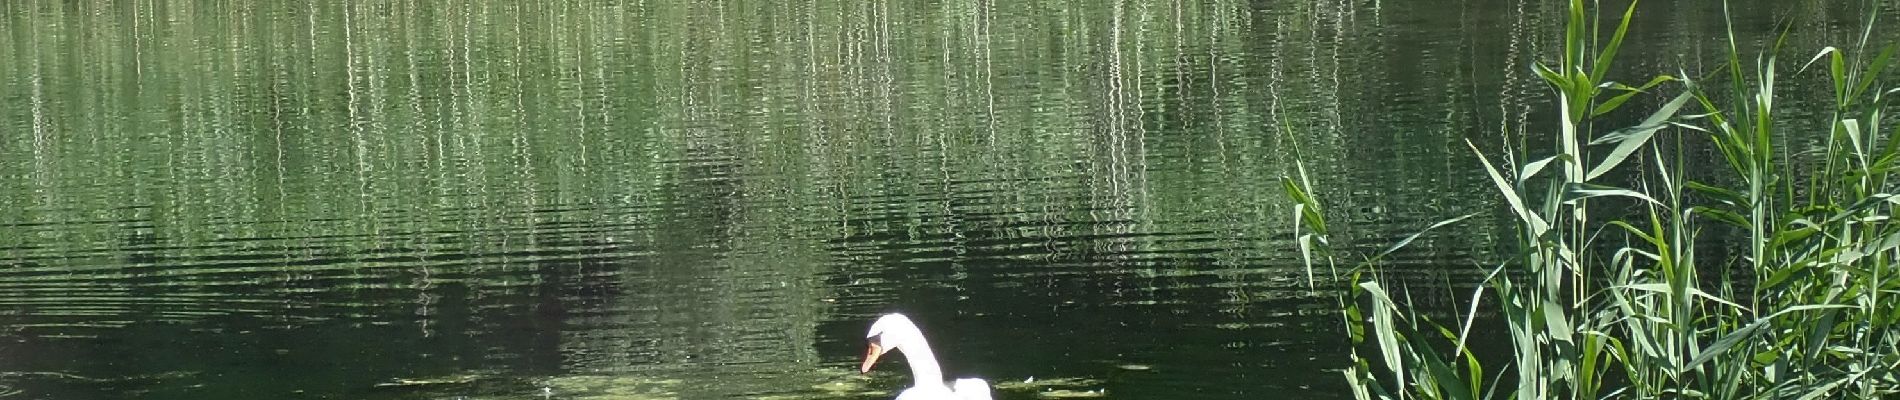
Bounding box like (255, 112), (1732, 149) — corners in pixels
(860, 313), (924, 373)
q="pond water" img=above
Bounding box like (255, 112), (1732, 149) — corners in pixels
(1, 1), (1892, 399)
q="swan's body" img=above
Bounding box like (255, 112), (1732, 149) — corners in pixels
(861, 313), (991, 400)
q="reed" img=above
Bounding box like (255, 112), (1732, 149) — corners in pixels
(1287, 1), (1900, 398)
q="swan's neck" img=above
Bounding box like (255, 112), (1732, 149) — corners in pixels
(896, 335), (945, 387)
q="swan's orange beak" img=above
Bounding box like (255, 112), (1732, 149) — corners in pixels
(859, 343), (884, 374)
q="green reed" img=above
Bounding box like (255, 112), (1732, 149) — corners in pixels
(1286, 0), (1900, 398)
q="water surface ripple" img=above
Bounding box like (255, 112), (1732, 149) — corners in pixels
(0, 0), (1888, 399)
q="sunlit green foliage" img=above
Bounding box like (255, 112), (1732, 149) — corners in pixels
(1289, 1), (1900, 398)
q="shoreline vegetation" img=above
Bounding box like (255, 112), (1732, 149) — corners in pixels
(1287, 0), (1899, 398)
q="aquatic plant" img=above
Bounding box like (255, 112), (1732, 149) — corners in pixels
(1286, 0), (1900, 398)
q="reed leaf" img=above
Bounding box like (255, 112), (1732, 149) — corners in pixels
(1850, 44), (1894, 101)
(1519, 154), (1567, 186)
(1593, 74), (1677, 117)
(1561, 183), (1661, 206)
(1468, 140), (1548, 234)
(1291, 1), (1899, 398)
(1371, 213), (1478, 262)
(1684, 305), (1854, 373)
(1586, 90), (1695, 180)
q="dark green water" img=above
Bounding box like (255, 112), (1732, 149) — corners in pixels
(1, 1), (1892, 399)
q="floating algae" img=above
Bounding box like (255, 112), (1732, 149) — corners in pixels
(752, 370), (886, 400)
(1035, 388), (1109, 398)
(538, 375), (684, 400)
(770, 371), (1110, 399)
(993, 376), (1109, 398)
(372, 374), (487, 388)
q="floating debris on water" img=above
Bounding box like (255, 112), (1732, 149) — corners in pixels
(372, 374), (486, 388)
(1037, 388), (1109, 398)
(993, 376), (1102, 390)
(754, 371), (887, 399)
(539, 375), (684, 400)
(993, 376), (1108, 398)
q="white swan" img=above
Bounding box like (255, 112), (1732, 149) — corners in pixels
(859, 313), (992, 400)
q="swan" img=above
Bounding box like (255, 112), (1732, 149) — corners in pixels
(859, 313), (992, 400)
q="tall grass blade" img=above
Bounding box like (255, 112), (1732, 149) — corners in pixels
(1561, 183), (1662, 206)
(1683, 305), (1853, 372)
(1468, 139), (1548, 234)
(1585, 91), (1694, 180)
(1371, 213), (1478, 261)
(1589, 0), (1640, 85)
